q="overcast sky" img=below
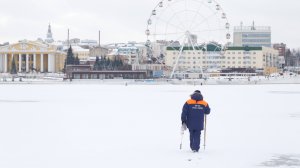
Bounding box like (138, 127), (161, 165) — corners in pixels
(0, 0), (299, 48)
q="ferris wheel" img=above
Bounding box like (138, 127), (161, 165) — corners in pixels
(145, 0), (231, 78)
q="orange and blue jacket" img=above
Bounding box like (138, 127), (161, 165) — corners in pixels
(181, 93), (210, 130)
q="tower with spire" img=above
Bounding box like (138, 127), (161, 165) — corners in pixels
(45, 23), (54, 43)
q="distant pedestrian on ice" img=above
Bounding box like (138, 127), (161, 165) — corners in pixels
(181, 90), (210, 152)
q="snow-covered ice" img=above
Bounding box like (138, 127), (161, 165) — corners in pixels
(0, 84), (300, 168)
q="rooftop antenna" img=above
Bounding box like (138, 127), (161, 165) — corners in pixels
(251, 21), (255, 30)
(67, 29), (70, 46)
(240, 21), (243, 29)
(99, 30), (101, 47)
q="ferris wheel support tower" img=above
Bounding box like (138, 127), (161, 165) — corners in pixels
(146, 0), (231, 79)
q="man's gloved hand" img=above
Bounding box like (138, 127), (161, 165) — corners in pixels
(181, 122), (187, 131)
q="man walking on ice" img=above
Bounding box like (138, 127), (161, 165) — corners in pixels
(181, 90), (210, 152)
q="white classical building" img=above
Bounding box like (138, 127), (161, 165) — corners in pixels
(0, 40), (66, 73)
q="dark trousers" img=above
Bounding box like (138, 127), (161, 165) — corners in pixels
(189, 129), (201, 151)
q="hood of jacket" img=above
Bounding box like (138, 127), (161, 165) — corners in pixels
(191, 93), (203, 101)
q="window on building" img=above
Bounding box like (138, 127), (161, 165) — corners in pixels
(82, 74), (89, 79)
(74, 74), (81, 79)
(91, 74), (98, 79)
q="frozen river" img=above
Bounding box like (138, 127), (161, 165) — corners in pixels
(0, 84), (300, 168)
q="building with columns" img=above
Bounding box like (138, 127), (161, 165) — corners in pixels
(0, 40), (66, 73)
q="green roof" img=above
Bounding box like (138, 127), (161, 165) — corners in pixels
(166, 44), (222, 51)
(227, 46), (262, 51)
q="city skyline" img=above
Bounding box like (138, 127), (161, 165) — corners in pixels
(0, 0), (299, 48)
